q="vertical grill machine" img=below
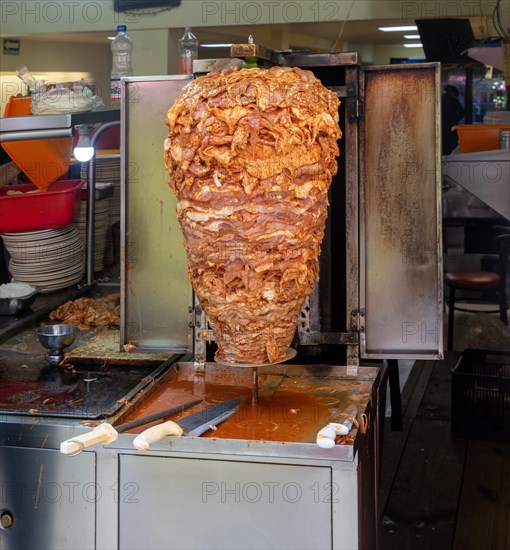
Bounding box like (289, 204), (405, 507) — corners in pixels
(1, 47), (442, 550)
(121, 46), (443, 365)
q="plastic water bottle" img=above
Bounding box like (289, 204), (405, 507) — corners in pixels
(110, 25), (133, 109)
(179, 27), (198, 74)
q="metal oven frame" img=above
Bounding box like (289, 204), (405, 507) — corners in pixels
(120, 51), (444, 367)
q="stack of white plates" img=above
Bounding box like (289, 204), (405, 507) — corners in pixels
(2, 225), (85, 293)
(74, 198), (110, 272)
(81, 154), (120, 265)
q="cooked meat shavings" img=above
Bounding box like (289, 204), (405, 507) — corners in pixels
(123, 343), (137, 353)
(49, 295), (120, 331)
(164, 66), (341, 365)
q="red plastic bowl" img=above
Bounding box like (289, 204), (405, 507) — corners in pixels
(0, 179), (83, 233)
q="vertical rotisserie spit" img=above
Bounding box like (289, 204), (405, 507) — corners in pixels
(164, 66), (341, 364)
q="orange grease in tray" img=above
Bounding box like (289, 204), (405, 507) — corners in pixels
(120, 370), (371, 444)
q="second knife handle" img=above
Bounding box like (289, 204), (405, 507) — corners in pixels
(316, 422), (349, 449)
(133, 421), (184, 451)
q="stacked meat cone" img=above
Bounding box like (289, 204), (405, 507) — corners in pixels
(164, 65), (341, 365)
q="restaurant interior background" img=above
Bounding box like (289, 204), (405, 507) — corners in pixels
(0, 0), (507, 118)
(1, 2), (509, 549)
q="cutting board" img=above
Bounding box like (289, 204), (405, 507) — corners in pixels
(66, 330), (170, 366)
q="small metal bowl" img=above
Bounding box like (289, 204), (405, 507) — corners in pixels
(0, 287), (39, 316)
(36, 324), (78, 352)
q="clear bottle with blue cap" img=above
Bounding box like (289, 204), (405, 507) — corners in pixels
(179, 27), (198, 74)
(110, 25), (133, 109)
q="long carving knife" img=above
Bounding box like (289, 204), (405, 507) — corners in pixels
(133, 397), (242, 451)
(60, 399), (202, 456)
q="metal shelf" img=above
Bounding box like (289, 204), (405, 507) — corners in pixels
(0, 108), (120, 142)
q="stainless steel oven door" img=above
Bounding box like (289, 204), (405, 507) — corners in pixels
(120, 76), (194, 353)
(359, 63), (443, 359)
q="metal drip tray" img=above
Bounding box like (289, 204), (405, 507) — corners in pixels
(0, 356), (162, 419)
(0, 327), (169, 419)
(0, 322), (180, 419)
(114, 362), (382, 461)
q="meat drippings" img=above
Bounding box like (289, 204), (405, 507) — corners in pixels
(121, 371), (369, 444)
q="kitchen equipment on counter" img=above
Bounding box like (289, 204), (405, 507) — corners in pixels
(60, 398), (202, 455)
(36, 323), (78, 365)
(0, 285), (39, 316)
(0, 108), (121, 293)
(2, 96), (73, 190)
(104, 361), (375, 455)
(1, 361), (384, 550)
(0, 328), (180, 418)
(120, 56), (443, 366)
(0, 48), (443, 550)
(0, 180), (82, 233)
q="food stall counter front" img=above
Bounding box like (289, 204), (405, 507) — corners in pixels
(1, 359), (385, 550)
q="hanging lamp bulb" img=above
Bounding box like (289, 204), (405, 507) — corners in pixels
(73, 125), (94, 162)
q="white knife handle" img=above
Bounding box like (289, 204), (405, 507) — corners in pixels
(60, 423), (118, 456)
(316, 422), (349, 449)
(133, 421), (184, 451)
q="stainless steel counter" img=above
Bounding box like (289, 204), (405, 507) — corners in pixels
(1, 362), (386, 550)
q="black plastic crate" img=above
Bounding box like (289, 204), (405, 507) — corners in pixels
(451, 349), (510, 442)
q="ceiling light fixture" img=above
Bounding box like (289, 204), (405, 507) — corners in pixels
(379, 25), (418, 32)
(404, 35), (421, 39)
(403, 43), (424, 48)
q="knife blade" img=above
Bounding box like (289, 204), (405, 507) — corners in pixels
(60, 399), (203, 456)
(133, 396), (242, 451)
(115, 399), (203, 434)
(316, 405), (358, 449)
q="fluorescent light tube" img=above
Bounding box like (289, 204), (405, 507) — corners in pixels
(379, 26), (418, 32)
(200, 43), (233, 48)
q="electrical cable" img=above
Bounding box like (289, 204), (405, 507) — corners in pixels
(330, 0), (357, 53)
(492, 6), (502, 39)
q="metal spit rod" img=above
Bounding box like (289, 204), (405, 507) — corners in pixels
(251, 367), (259, 406)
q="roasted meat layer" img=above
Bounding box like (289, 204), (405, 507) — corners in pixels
(49, 295), (120, 331)
(164, 66), (341, 364)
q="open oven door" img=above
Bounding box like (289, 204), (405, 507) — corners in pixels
(120, 76), (194, 353)
(359, 63), (444, 360)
